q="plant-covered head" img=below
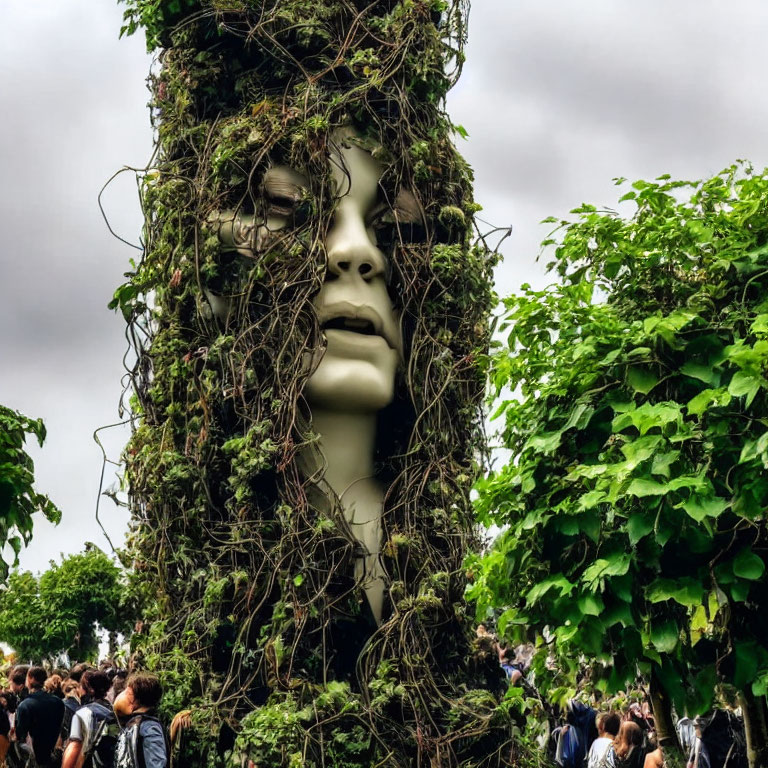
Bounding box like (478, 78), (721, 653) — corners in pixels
(115, 1), (516, 765)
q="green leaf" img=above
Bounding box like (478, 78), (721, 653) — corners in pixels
(751, 314), (768, 334)
(681, 495), (729, 522)
(753, 672), (768, 697)
(650, 619), (679, 653)
(577, 593), (604, 617)
(626, 478), (667, 497)
(563, 402), (595, 431)
(680, 362), (720, 386)
(687, 387), (731, 416)
(733, 642), (760, 690)
(651, 450), (679, 478)
(620, 435), (663, 469)
(526, 574), (575, 604)
(583, 553), (630, 586)
(738, 431), (768, 465)
(646, 578), (704, 607)
(627, 367), (659, 395)
(732, 549), (765, 581)
(525, 430), (563, 454)
(578, 490), (607, 510)
(729, 370), (762, 407)
(626, 515), (654, 546)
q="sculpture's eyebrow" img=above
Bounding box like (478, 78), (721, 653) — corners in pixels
(371, 188), (424, 224)
(262, 166), (308, 200)
(391, 189), (424, 223)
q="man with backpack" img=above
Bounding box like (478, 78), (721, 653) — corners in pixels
(553, 699), (599, 768)
(60, 663), (92, 746)
(62, 670), (119, 768)
(112, 674), (167, 768)
(13, 667), (64, 768)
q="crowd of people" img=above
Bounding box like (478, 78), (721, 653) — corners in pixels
(0, 641), (751, 768)
(0, 663), (167, 768)
(550, 699), (747, 768)
(477, 623), (749, 768)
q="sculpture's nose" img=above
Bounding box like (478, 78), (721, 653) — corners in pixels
(325, 200), (387, 282)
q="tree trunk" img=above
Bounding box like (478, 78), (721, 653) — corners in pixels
(650, 667), (682, 753)
(739, 688), (768, 768)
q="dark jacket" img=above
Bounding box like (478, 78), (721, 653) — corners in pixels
(14, 689), (65, 765)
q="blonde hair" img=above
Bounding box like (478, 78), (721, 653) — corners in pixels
(43, 674), (63, 697)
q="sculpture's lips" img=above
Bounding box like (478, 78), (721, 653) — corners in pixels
(317, 302), (397, 350)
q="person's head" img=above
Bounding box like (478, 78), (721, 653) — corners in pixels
(113, 673), (163, 717)
(26, 666), (47, 691)
(80, 670), (111, 701)
(110, 670), (128, 699)
(62, 679), (79, 698)
(43, 674), (63, 698)
(614, 721), (643, 758)
(68, 663), (92, 684)
(597, 711), (621, 738)
(0, 691), (18, 714)
(9, 665), (29, 694)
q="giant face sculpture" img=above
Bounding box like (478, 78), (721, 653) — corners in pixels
(123, 3), (511, 763)
(211, 128), (419, 622)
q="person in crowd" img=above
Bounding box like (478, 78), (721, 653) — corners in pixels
(608, 721), (645, 768)
(497, 644), (524, 685)
(644, 745), (664, 768)
(13, 667), (64, 768)
(7, 667), (29, 702)
(60, 679), (82, 746)
(44, 675), (64, 699)
(113, 674), (167, 768)
(62, 670), (118, 768)
(554, 699), (598, 767)
(107, 672), (128, 705)
(588, 712), (621, 767)
(0, 691), (12, 766)
(68, 664), (93, 689)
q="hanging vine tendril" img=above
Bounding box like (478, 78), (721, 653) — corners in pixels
(113, 1), (532, 765)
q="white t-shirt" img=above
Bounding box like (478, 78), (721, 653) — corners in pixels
(588, 736), (615, 768)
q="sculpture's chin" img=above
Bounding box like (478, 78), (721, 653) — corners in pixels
(305, 341), (398, 413)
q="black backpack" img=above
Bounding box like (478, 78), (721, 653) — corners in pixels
(700, 710), (748, 768)
(81, 701), (120, 768)
(61, 697), (80, 741)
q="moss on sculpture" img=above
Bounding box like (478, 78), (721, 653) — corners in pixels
(115, 1), (527, 764)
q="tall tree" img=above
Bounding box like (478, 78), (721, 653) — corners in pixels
(0, 546), (128, 662)
(0, 405), (60, 580)
(470, 165), (768, 764)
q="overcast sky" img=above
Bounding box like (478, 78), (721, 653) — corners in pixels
(1, 1), (767, 573)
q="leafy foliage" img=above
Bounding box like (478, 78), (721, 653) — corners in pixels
(113, 1), (522, 765)
(0, 546), (128, 661)
(0, 405), (60, 580)
(470, 164), (768, 715)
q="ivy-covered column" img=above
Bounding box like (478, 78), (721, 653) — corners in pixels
(114, 0), (520, 766)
